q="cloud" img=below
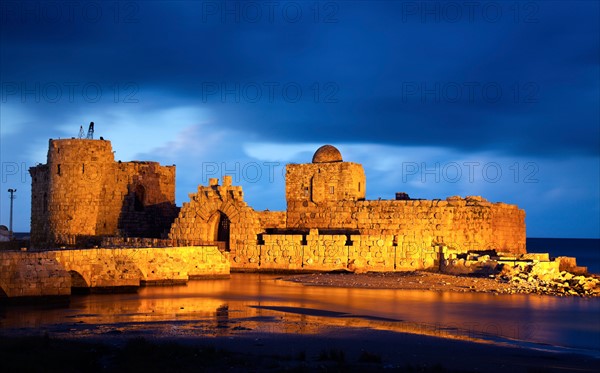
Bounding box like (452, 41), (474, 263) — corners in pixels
(243, 142), (321, 162)
(0, 1), (598, 237)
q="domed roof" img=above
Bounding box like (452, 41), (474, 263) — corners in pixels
(312, 145), (343, 163)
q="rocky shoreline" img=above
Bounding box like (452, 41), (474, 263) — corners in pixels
(285, 269), (600, 297)
(498, 268), (600, 296)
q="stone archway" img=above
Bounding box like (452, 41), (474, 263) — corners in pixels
(69, 270), (90, 293)
(169, 182), (263, 262)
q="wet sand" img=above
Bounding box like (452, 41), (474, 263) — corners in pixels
(1, 327), (598, 372)
(285, 271), (514, 293)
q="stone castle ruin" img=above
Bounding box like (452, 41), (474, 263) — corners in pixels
(4, 136), (594, 299)
(30, 138), (526, 273)
(29, 139), (179, 248)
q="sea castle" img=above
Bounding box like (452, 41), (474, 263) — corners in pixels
(1, 136), (590, 298)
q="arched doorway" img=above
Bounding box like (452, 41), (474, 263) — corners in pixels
(217, 212), (230, 251)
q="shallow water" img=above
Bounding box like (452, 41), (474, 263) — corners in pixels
(1, 274), (599, 356)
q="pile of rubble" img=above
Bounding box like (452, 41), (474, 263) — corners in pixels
(496, 264), (599, 297)
(441, 250), (599, 297)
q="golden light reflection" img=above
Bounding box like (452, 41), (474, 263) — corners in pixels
(1, 274), (598, 353)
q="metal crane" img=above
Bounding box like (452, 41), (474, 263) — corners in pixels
(86, 122), (94, 139)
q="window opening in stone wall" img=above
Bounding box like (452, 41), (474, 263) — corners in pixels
(358, 182), (361, 192)
(82, 164), (85, 174)
(345, 234), (353, 246)
(329, 186), (335, 194)
(303, 186), (309, 197)
(57, 164), (61, 175)
(301, 234), (308, 245)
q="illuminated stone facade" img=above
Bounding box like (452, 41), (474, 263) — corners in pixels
(28, 138), (525, 272)
(0, 246), (228, 297)
(29, 139), (178, 248)
(170, 145), (526, 272)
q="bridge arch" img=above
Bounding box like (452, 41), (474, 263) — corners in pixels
(0, 285), (7, 299)
(68, 270), (90, 293)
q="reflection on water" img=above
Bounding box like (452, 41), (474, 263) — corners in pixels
(1, 274), (599, 355)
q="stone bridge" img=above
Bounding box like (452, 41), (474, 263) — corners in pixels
(0, 246), (229, 299)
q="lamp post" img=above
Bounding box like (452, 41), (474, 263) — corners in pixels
(7, 189), (16, 240)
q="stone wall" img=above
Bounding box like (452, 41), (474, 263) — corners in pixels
(233, 230), (439, 272)
(0, 246), (229, 299)
(285, 197), (525, 255)
(113, 162), (179, 238)
(286, 162), (366, 206)
(170, 176), (524, 272)
(54, 246), (230, 287)
(257, 211), (287, 229)
(282, 157), (525, 258)
(0, 251), (71, 298)
(29, 139), (178, 248)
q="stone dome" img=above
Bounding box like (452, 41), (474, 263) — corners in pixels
(312, 145), (343, 163)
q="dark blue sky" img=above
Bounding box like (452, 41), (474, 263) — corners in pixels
(1, 1), (598, 237)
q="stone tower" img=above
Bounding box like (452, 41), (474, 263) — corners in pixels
(30, 138), (178, 248)
(286, 145), (366, 208)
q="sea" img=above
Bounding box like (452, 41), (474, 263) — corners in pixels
(527, 238), (600, 275)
